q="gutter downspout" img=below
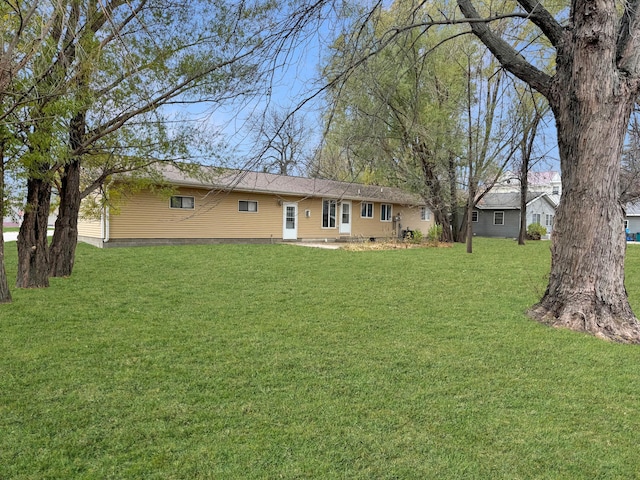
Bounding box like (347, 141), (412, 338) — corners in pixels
(102, 204), (110, 245)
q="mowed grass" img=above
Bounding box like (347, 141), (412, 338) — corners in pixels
(2, 238), (640, 479)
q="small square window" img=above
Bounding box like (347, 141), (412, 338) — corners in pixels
(170, 196), (195, 209)
(239, 200), (258, 212)
(494, 211), (504, 225)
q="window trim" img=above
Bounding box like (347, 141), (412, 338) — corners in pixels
(238, 200), (258, 213)
(545, 214), (554, 227)
(380, 203), (392, 222)
(493, 211), (505, 225)
(361, 202), (374, 219)
(170, 195), (195, 210)
(322, 199), (337, 229)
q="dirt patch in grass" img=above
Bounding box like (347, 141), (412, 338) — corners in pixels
(341, 240), (453, 251)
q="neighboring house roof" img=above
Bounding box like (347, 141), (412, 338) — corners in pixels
(528, 171), (561, 186)
(476, 192), (557, 210)
(494, 170), (561, 192)
(625, 201), (640, 216)
(158, 164), (424, 205)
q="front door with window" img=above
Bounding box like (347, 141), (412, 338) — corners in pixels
(339, 201), (352, 235)
(283, 203), (298, 240)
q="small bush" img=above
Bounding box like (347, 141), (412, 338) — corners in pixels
(527, 222), (547, 240)
(411, 229), (423, 244)
(427, 224), (443, 243)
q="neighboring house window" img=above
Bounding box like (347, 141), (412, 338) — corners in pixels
(532, 213), (541, 224)
(546, 214), (554, 227)
(170, 196), (194, 209)
(322, 199), (337, 228)
(420, 207), (431, 221)
(494, 211), (504, 225)
(361, 202), (374, 218)
(238, 200), (258, 212)
(381, 204), (392, 222)
(625, 220), (629, 230)
(472, 211), (478, 222)
(552, 186), (560, 194)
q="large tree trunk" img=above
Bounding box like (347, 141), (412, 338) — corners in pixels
(49, 110), (85, 278)
(49, 159), (80, 278)
(16, 176), (51, 288)
(417, 145), (453, 242)
(528, 6), (640, 342)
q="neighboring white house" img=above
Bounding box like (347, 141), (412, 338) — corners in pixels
(493, 170), (562, 202)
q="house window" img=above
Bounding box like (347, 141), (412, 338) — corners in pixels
(170, 196), (194, 209)
(472, 210), (478, 223)
(239, 200), (258, 212)
(552, 186), (559, 195)
(546, 214), (554, 227)
(494, 211), (504, 225)
(322, 199), (337, 228)
(625, 220), (629, 230)
(420, 207), (431, 221)
(381, 204), (392, 222)
(532, 213), (541, 224)
(361, 202), (374, 218)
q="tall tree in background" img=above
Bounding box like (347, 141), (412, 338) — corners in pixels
(458, 48), (520, 253)
(320, 1), (467, 241)
(512, 86), (548, 245)
(251, 107), (310, 175)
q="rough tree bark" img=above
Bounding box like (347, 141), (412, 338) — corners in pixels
(49, 159), (80, 278)
(458, 0), (640, 342)
(49, 111), (84, 278)
(16, 175), (52, 288)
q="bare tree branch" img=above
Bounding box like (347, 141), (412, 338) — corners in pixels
(515, 0), (564, 47)
(617, 0), (640, 74)
(456, 0), (553, 98)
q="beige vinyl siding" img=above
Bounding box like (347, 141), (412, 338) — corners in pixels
(104, 186), (428, 241)
(110, 189), (283, 239)
(77, 216), (102, 238)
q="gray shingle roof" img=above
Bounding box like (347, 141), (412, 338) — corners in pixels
(476, 192), (552, 210)
(160, 165), (424, 205)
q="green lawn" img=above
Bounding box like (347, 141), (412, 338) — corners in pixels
(2, 238), (640, 479)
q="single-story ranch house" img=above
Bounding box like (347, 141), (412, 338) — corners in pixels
(78, 166), (433, 247)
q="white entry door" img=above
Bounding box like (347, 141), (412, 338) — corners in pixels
(339, 201), (352, 235)
(283, 203), (298, 240)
